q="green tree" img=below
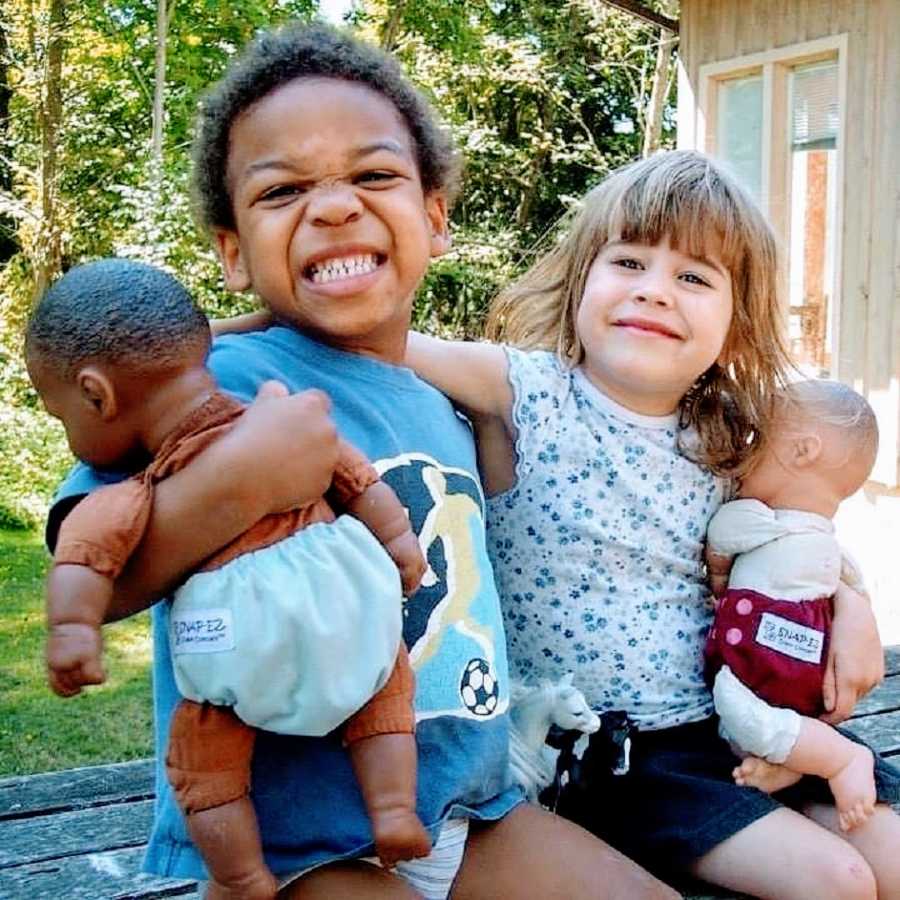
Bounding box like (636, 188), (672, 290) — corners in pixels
(0, 0), (677, 525)
(356, 0), (678, 336)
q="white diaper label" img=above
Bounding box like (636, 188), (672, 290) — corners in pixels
(170, 608), (235, 655)
(755, 612), (824, 664)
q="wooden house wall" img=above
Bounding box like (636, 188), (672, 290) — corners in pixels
(678, 0), (900, 485)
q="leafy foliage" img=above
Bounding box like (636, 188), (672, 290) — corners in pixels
(0, 0), (677, 523)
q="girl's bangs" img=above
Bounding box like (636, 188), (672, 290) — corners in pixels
(601, 167), (750, 275)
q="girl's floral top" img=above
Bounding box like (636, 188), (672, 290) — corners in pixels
(486, 348), (725, 730)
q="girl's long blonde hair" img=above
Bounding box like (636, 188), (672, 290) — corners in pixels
(486, 150), (794, 478)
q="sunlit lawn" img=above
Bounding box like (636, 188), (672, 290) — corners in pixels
(0, 528), (153, 776)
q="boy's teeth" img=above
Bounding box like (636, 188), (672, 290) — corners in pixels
(310, 254), (379, 284)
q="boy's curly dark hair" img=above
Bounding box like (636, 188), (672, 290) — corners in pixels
(26, 258), (210, 377)
(192, 22), (461, 232)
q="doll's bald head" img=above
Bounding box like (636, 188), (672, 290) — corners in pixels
(739, 380), (877, 515)
(778, 380), (878, 480)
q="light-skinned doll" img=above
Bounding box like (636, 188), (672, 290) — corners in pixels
(705, 379), (880, 833)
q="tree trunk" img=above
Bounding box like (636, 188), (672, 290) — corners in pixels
(0, 19), (18, 262)
(380, 0), (407, 52)
(516, 99), (555, 230)
(641, 1), (677, 157)
(152, 0), (171, 165)
(32, 0), (66, 304)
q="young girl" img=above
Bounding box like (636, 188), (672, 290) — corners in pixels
(406, 150), (900, 899)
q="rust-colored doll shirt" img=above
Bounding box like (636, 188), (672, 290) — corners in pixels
(53, 392), (414, 812)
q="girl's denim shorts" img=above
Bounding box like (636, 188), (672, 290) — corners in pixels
(555, 715), (900, 878)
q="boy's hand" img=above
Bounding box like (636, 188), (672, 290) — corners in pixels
(822, 580), (884, 724)
(384, 530), (427, 597)
(46, 623), (105, 697)
(225, 381), (339, 515)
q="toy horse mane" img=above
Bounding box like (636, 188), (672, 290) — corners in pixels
(508, 674), (599, 801)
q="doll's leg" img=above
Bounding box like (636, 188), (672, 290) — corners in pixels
(714, 667), (875, 830)
(781, 717), (875, 832)
(166, 700), (278, 900)
(733, 756), (803, 793)
(348, 733), (432, 867)
(715, 666), (805, 791)
(735, 724), (875, 832)
(345, 645), (431, 867)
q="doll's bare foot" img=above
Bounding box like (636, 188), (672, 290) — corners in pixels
(829, 743), (877, 832)
(372, 807), (432, 868)
(733, 756), (803, 794)
(204, 866), (278, 900)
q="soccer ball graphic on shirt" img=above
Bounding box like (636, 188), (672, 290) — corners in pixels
(459, 658), (499, 716)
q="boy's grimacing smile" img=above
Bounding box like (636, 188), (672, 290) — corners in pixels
(215, 77), (449, 362)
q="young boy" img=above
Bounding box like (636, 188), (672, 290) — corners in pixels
(28, 257), (431, 898)
(47, 23), (677, 900)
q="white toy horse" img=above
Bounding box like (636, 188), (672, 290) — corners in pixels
(508, 672), (600, 801)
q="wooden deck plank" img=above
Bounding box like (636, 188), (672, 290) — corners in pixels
(843, 709), (900, 757)
(1, 649), (897, 899)
(0, 799), (154, 868)
(0, 759), (153, 821)
(852, 673), (900, 718)
(0, 846), (197, 900)
(885, 646), (900, 676)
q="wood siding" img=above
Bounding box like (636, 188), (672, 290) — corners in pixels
(678, 0), (900, 485)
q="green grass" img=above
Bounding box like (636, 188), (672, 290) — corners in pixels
(0, 528), (153, 776)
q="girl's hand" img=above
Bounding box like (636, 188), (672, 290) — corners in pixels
(211, 309), (273, 336)
(705, 545), (733, 600)
(821, 580), (884, 724)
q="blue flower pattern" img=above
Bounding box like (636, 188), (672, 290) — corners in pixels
(486, 349), (726, 730)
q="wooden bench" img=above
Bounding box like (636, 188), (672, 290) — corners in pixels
(3, 647), (899, 899)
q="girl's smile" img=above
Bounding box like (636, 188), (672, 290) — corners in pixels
(612, 315), (684, 340)
(576, 237), (734, 417)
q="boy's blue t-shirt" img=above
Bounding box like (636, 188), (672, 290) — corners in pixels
(51, 326), (520, 879)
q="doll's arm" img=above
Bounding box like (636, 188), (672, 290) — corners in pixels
(345, 481), (425, 597)
(334, 443), (425, 597)
(821, 580), (883, 724)
(45, 564), (112, 696)
(105, 383), (339, 620)
(706, 500), (785, 599)
(405, 332), (514, 427)
(210, 309), (273, 336)
(707, 499), (784, 556)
